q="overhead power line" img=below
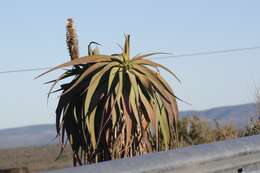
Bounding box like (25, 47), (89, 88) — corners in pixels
(0, 67), (51, 74)
(152, 46), (260, 60)
(0, 46), (260, 74)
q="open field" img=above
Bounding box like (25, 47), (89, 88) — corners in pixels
(0, 145), (72, 173)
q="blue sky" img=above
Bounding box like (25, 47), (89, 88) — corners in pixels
(1, 0), (260, 129)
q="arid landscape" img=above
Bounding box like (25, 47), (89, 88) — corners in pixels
(0, 145), (72, 173)
(1, 1), (260, 172)
(1, 103), (260, 172)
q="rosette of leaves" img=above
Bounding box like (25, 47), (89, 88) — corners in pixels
(36, 19), (180, 166)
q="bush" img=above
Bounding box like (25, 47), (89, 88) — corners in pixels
(213, 120), (238, 141)
(178, 116), (214, 146)
(178, 115), (260, 147)
(241, 117), (260, 137)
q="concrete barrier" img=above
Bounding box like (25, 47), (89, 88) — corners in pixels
(42, 135), (260, 173)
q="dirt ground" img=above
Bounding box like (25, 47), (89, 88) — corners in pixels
(0, 145), (72, 173)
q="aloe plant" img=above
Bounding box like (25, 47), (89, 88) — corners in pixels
(37, 18), (180, 166)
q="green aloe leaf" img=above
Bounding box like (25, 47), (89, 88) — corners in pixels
(129, 86), (141, 127)
(87, 106), (97, 149)
(123, 34), (130, 60)
(84, 62), (119, 113)
(131, 52), (168, 61)
(133, 64), (174, 102)
(137, 86), (156, 129)
(122, 98), (132, 145)
(35, 55), (119, 79)
(107, 67), (119, 94)
(62, 62), (109, 95)
(134, 59), (181, 83)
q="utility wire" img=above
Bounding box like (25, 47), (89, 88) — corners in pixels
(0, 67), (51, 74)
(0, 46), (260, 74)
(151, 46), (260, 60)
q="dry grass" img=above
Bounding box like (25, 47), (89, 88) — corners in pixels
(0, 145), (72, 173)
(213, 122), (239, 141)
(178, 116), (214, 146)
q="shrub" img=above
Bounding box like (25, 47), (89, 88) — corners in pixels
(213, 120), (238, 141)
(178, 116), (214, 146)
(241, 117), (260, 137)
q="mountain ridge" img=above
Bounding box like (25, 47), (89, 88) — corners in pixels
(180, 103), (257, 127)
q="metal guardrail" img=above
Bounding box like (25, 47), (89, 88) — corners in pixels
(42, 135), (260, 173)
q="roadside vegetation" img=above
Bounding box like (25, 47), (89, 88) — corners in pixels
(2, 115), (260, 173)
(178, 115), (260, 147)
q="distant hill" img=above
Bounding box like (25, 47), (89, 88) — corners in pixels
(0, 124), (57, 149)
(180, 103), (257, 127)
(0, 103), (257, 149)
